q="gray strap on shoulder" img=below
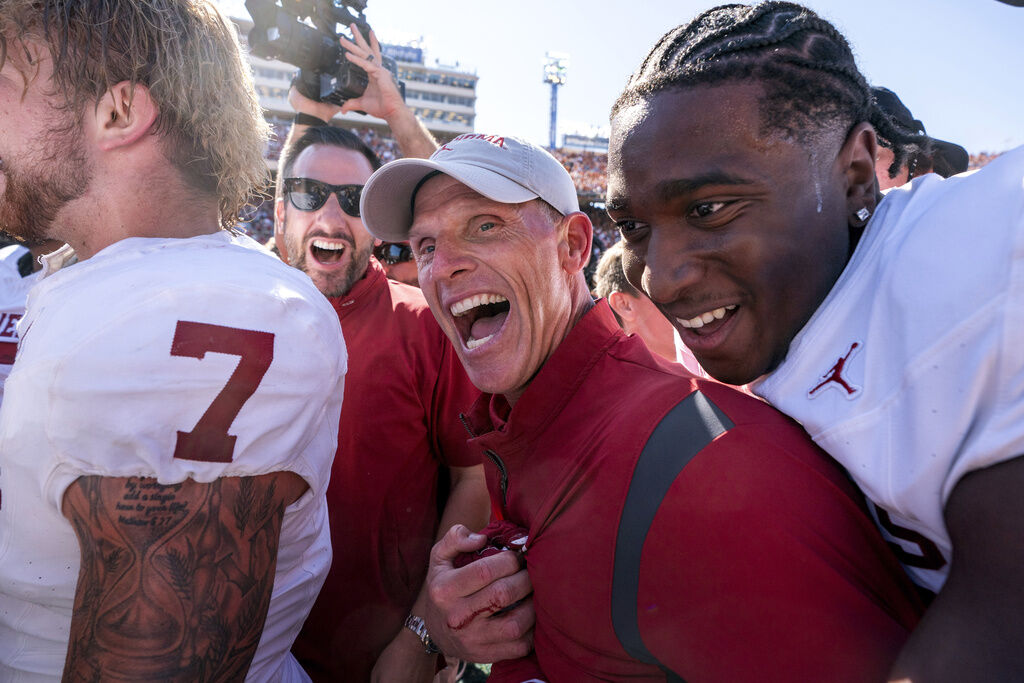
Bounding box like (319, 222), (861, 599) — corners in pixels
(611, 390), (733, 683)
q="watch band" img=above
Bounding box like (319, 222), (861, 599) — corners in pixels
(293, 112), (329, 127)
(404, 614), (440, 655)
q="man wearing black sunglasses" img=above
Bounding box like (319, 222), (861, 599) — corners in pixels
(374, 241), (418, 287)
(274, 28), (489, 683)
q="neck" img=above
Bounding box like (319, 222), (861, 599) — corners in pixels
(58, 163), (223, 260)
(502, 276), (595, 407)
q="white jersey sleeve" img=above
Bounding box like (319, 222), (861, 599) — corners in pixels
(753, 146), (1024, 593)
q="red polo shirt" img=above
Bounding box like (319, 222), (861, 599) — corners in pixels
(293, 260), (480, 681)
(465, 301), (923, 682)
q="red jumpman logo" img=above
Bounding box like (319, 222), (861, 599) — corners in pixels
(808, 342), (861, 398)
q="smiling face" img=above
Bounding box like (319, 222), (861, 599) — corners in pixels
(0, 39), (91, 243)
(276, 144), (375, 298)
(607, 83), (855, 385)
(408, 173), (587, 403)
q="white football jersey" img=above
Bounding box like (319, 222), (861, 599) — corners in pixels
(753, 147), (1024, 593)
(0, 231), (346, 682)
(0, 245), (39, 405)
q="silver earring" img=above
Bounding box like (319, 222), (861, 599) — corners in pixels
(855, 207), (871, 222)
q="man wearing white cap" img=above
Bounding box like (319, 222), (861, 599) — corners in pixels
(359, 135), (925, 680)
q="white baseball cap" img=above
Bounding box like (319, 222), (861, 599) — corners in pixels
(359, 134), (580, 243)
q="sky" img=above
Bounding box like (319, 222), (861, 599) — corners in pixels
(223, 1), (1024, 154)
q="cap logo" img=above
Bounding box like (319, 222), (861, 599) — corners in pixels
(435, 133), (507, 156)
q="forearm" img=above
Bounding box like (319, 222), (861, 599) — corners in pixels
(376, 464), (491, 671)
(409, 466), (489, 629)
(61, 473), (304, 682)
(387, 105), (437, 160)
(890, 455), (1024, 681)
(888, 587), (1020, 682)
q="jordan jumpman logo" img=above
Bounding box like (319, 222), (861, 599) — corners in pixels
(808, 341), (862, 399)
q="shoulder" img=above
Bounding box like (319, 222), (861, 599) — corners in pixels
(384, 278), (439, 323)
(0, 245), (29, 287)
(874, 146), (1024, 261)
(0, 244), (28, 268)
(12, 233), (345, 489)
(638, 382), (859, 511)
(34, 233), (341, 349)
(375, 278), (453, 354)
(625, 386), (920, 680)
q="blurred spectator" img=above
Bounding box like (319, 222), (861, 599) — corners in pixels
(0, 239), (62, 404)
(872, 86), (969, 189)
(550, 148), (608, 194)
(970, 151), (1004, 170)
(237, 199), (276, 243)
(593, 241), (677, 362)
(374, 242), (419, 287)
(581, 202), (618, 250)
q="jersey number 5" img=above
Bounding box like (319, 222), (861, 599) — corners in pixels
(170, 321), (275, 463)
(874, 506), (947, 571)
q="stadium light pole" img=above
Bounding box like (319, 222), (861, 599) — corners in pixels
(543, 52), (569, 150)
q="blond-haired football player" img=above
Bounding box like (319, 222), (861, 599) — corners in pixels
(0, 2), (345, 680)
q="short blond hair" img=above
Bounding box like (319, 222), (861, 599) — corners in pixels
(0, 0), (269, 228)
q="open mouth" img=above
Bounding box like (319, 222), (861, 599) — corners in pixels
(450, 293), (511, 350)
(676, 305), (738, 338)
(309, 238), (347, 266)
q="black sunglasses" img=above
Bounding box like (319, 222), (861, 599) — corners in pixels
(283, 177), (362, 216)
(374, 242), (414, 265)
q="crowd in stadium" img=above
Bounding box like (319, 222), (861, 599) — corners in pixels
(1, 1), (1021, 682)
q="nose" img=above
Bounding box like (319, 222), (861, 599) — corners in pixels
(429, 235), (476, 282)
(315, 192), (349, 225)
(638, 227), (705, 305)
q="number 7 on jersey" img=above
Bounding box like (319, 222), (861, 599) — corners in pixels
(170, 321), (275, 463)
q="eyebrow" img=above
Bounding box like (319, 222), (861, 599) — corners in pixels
(655, 171), (756, 202)
(606, 170), (756, 214)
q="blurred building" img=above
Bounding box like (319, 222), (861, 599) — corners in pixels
(386, 43), (477, 138)
(562, 132), (608, 154)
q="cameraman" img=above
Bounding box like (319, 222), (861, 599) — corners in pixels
(277, 26), (489, 683)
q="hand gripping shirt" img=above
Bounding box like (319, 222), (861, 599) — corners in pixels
(0, 245), (40, 405)
(0, 231), (346, 682)
(753, 147), (1024, 594)
(466, 301), (922, 682)
(293, 259), (480, 681)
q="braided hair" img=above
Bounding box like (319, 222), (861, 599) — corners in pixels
(613, 2), (930, 177)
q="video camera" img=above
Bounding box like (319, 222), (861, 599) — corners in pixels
(245, 0), (404, 106)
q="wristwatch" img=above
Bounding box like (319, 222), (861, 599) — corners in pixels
(292, 112), (329, 127)
(404, 614), (440, 655)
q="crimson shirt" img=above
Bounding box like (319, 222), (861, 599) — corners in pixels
(464, 301), (923, 682)
(293, 260), (480, 681)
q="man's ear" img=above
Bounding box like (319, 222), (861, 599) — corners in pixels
(274, 197), (291, 264)
(559, 212), (594, 274)
(91, 81), (159, 151)
(607, 290), (636, 323)
(839, 122), (880, 219)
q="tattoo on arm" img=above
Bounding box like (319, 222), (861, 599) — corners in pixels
(61, 473), (305, 682)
